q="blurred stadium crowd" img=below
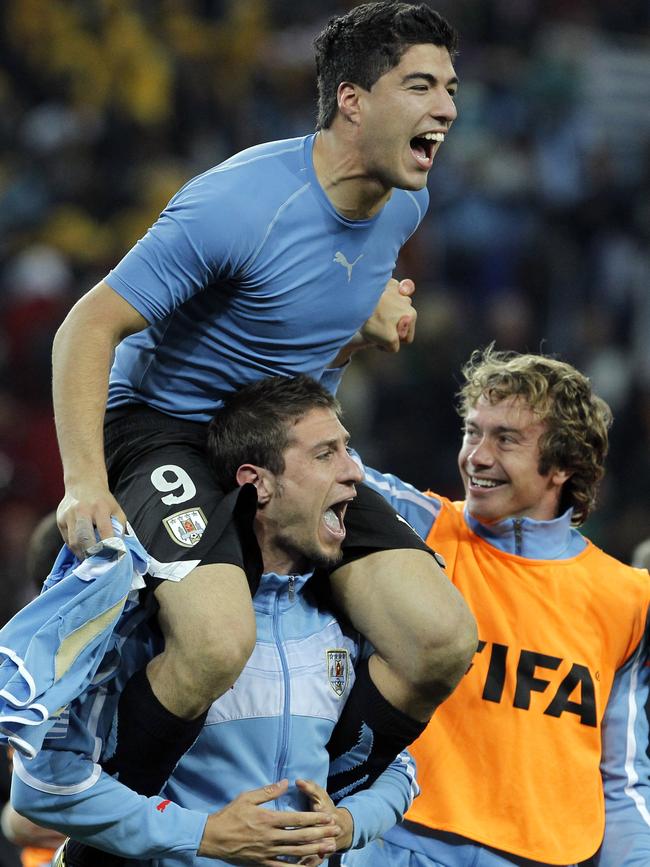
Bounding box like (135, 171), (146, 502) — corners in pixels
(1, 0), (649, 628)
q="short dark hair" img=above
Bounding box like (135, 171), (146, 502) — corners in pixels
(208, 375), (341, 491)
(314, 1), (459, 129)
(458, 346), (613, 525)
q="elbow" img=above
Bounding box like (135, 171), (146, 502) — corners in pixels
(10, 784), (38, 825)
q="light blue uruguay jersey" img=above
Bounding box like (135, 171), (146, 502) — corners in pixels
(12, 568), (418, 866)
(106, 134), (428, 422)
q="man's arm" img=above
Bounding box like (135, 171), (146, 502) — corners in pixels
(335, 748), (418, 850)
(362, 464), (441, 541)
(0, 799), (65, 851)
(52, 281), (148, 556)
(596, 618), (650, 866)
(11, 749), (207, 860)
(12, 752), (339, 863)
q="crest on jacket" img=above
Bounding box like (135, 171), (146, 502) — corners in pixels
(326, 649), (349, 696)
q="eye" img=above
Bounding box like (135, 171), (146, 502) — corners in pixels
(447, 89), (457, 100)
(316, 449), (334, 461)
(410, 85), (428, 91)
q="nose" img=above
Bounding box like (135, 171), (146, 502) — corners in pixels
(432, 89), (457, 124)
(342, 451), (364, 485)
(467, 437), (494, 468)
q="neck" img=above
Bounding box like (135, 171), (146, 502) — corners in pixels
(313, 128), (392, 220)
(255, 521), (307, 576)
(262, 550), (307, 576)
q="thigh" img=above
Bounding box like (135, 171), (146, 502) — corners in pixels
(331, 548), (448, 653)
(330, 488), (471, 684)
(330, 486), (456, 656)
(154, 561), (255, 659)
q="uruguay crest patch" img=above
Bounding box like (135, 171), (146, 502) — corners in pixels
(163, 508), (207, 547)
(327, 649), (349, 696)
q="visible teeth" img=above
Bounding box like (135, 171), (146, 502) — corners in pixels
(471, 477), (499, 488)
(422, 132), (445, 142)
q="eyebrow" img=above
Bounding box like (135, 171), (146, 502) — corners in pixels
(401, 72), (459, 88)
(311, 433), (350, 452)
(465, 423), (524, 437)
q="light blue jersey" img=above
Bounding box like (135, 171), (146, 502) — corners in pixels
(107, 134), (427, 422)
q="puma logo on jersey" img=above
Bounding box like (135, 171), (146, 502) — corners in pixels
(333, 251), (363, 282)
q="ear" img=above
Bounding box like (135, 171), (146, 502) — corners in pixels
(550, 467), (572, 488)
(337, 81), (363, 124)
(235, 464), (274, 505)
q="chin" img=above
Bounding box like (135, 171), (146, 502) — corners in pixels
(396, 171), (428, 192)
(466, 500), (497, 523)
(309, 545), (344, 571)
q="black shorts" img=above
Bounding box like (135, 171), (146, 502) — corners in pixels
(104, 406), (433, 591)
(105, 407), (262, 591)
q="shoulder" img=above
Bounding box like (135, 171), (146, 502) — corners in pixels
(425, 493), (464, 518)
(583, 544), (650, 653)
(586, 542), (650, 591)
(164, 137), (313, 238)
(176, 137), (309, 201)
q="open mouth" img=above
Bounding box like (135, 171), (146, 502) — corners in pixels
(322, 500), (349, 540)
(410, 132), (445, 167)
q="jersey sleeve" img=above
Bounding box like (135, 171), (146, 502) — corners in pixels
(338, 749), (418, 850)
(362, 465), (440, 541)
(597, 614), (650, 866)
(11, 738), (206, 860)
(105, 172), (257, 325)
(319, 361), (349, 395)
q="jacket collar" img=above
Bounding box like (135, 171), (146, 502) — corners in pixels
(463, 507), (586, 559)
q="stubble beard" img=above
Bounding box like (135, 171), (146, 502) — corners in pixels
(275, 530), (344, 573)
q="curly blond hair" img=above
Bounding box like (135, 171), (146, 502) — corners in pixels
(457, 346), (612, 525)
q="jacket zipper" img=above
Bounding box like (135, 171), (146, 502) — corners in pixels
(272, 578), (294, 784)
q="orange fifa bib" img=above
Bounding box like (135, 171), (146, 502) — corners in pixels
(405, 497), (649, 864)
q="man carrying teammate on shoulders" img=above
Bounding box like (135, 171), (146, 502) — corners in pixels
(12, 376), (419, 867)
